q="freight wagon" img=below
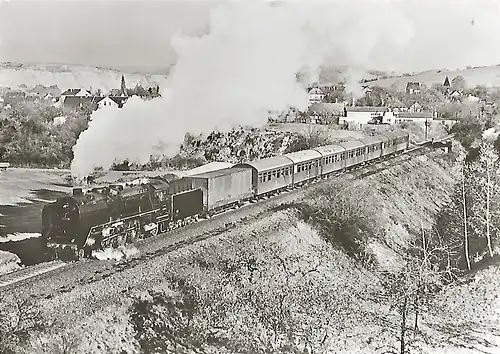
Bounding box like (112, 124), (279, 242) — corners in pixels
(185, 167), (254, 216)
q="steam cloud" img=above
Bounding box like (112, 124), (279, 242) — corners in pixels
(71, 0), (415, 178)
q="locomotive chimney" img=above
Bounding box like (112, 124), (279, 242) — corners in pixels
(73, 187), (83, 196)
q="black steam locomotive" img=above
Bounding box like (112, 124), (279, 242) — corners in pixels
(42, 177), (203, 259)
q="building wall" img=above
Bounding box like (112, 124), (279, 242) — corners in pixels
(344, 111), (383, 125)
(395, 117), (428, 125)
(308, 93), (324, 105)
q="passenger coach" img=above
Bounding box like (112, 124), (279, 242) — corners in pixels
(339, 140), (367, 168)
(312, 144), (346, 176)
(234, 156), (293, 196)
(283, 150), (322, 186)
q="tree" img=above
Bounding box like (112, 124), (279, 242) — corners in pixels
(451, 146), (472, 270)
(451, 75), (466, 91)
(469, 142), (499, 259)
(380, 228), (457, 354)
(0, 295), (47, 354)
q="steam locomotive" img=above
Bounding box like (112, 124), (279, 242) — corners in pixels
(42, 131), (410, 259)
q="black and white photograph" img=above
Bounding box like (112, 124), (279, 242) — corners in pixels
(0, 0), (499, 353)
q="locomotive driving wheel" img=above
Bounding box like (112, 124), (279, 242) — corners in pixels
(149, 224), (158, 237)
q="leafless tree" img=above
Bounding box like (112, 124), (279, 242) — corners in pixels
(469, 142), (499, 258)
(0, 295), (47, 354)
(380, 226), (459, 354)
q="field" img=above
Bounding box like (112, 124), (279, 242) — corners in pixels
(368, 65), (500, 90)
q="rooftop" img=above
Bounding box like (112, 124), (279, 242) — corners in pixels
(345, 106), (390, 113)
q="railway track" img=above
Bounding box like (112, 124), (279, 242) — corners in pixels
(0, 134), (454, 290)
(0, 260), (66, 289)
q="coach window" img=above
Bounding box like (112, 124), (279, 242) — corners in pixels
(277, 169), (282, 178)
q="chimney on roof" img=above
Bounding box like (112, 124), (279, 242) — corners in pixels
(352, 96), (355, 107)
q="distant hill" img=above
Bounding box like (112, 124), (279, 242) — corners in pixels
(317, 65), (397, 85)
(367, 65), (500, 90)
(0, 62), (169, 91)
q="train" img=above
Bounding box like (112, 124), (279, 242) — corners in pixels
(41, 131), (410, 259)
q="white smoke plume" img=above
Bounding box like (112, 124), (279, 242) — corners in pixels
(71, 0), (415, 178)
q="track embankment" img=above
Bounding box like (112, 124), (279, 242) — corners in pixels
(1, 145), (467, 353)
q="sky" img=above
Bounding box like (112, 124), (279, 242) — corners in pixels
(1, 0), (500, 73)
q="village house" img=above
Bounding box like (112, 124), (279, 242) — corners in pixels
(342, 106), (396, 127)
(449, 90), (462, 101)
(61, 96), (100, 111)
(61, 88), (93, 98)
(405, 82), (421, 94)
(96, 96), (118, 109)
(59, 88), (101, 110)
(308, 87), (325, 106)
(408, 102), (422, 112)
(95, 96), (128, 109)
(308, 102), (345, 125)
(318, 84), (336, 92)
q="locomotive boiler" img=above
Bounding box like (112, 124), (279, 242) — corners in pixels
(42, 177), (203, 259)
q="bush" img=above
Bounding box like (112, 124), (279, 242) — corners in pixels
(0, 101), (89, 168)
(284, 128), (332, 153)
(272, 182), (379, 268)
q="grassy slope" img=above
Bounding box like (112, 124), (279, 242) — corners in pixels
(367, 65), (500, 90)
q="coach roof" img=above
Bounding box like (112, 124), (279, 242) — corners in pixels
(312, 144), (346, 157)
(283, 150), (322, 164)
(358, 135), (385, 146)
(338, 140), (366, 150)
(234, 156), (293, 173)
(381, 131), (406, 141)
(189, 167), (249, 179)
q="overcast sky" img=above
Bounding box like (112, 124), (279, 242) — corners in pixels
(0, 0), (214, 71)
(1, 0), (500, 73)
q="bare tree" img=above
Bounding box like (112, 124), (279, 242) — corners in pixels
(0, 295), (47, 354)
(469, 142), (499, 258)
(451, 146), (472, 270)
(381, 227), (459, 354)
